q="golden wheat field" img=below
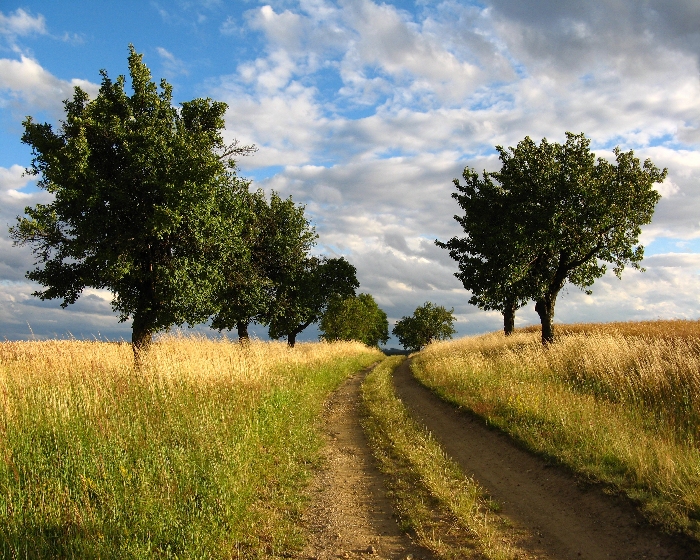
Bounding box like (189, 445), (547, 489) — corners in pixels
(413, 320), (700, 539)
(0, 335), (381, 559)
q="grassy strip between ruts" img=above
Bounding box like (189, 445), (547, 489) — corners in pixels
(0, 336), (382, 559)
(412, 328), (700, 541)
(360, 356), (525, 560)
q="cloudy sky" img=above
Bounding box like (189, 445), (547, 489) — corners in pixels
(1, 0), (700, 344)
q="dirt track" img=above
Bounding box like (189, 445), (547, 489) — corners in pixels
(299, 365), (434, 560)
(393, 358), (700, 560)
(300, 360), (700, 559)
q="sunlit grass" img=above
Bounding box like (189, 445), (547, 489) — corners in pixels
(0, 335), (382, 558)
(361, 357), (520, 559)
(412, 322), (700, 539)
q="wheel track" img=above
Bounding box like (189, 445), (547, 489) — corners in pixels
(392, 358), (700, 560)
(299, 365), (434, 560)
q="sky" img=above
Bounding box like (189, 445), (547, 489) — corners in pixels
(1, 0), (700, 344)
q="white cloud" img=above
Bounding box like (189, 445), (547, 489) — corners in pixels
(0, 8), (47, 38)
(0, 55), (99, 116)
(156, 46), (189, 77)
(341, 0), (482, 100)
(220, 15), (239, 35)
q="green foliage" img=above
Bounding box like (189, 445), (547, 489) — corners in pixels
(320, 293), (389, 347)
(438, 132), (667, 344)
(10, 45), (254, 350)
(392, 302), (456, 352)
(435, 167), (529, 335)
(269, 257), (359, 346)
(211, 190), (316, 339)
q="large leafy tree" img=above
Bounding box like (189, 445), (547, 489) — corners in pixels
(211, 190), (315, 341)
(10, 46), (253, 353)
(441, 132), (667, 345)
(269, 256), (359, 347)
(320, 293), (389, 347)
(436, 167), (530, 335)
(496, 133), (666, 344)
(392, 302), (456, 352)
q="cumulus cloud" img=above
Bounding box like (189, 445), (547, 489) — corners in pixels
(488, 0), (700, 77)
(0, 55), (99, 117)
(0, 8), (47, 39)
(4, 0), (700, 341)
(0, 165), (50, 282)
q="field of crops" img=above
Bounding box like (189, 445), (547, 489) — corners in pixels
(0, 336), (381, 558)
(412, 320), (700, 539)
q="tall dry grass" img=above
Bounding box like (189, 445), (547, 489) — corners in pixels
(519, 318), (700, 340)
(0, 335), (381, 558)
(413, 322), (700, 539)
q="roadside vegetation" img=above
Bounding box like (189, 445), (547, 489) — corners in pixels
(361, 356), (523, 560)
(0, 336), (381, 558)
(412, 320), (700, 540)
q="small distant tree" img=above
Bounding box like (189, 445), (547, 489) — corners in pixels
(211, 190), (315, 341)
(320, 293), (389, 347)
(10, 45), (254, 357)
(392, 302), (456, 352)
(269, 257), (359, 347)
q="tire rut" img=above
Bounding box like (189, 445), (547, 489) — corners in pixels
(392, 358), (700, 560)
(299, 365), (434, 560)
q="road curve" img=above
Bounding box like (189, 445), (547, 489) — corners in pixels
(392, 358), (699, 560)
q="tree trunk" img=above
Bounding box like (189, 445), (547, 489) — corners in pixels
(287, 331), (297, 348)
(132, 314), (154, 366)
(534, 294), (556, 345)
(237, 321), (250, 342)
(503, 300), (516, 336)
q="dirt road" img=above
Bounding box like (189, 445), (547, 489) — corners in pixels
(299, 365), (433, 560)
(393, 359), (699, 560)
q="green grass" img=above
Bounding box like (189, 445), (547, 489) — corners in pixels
(0, 338), (381, 559)
(360, 356), (521, 560)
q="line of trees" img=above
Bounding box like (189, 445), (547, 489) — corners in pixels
(10, 46), (360, 354)
(10, 48), (669, 354)
(437, 133), (667, 344)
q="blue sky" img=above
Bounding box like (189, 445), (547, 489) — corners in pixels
(2, 0), (700, 343)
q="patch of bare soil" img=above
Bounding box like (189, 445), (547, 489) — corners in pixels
(393, 359), (700, 560)
(299, 366), (434, 560)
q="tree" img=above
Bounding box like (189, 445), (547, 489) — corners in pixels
(436, 167), (530, 335)
(269, 257), (359, 347)
(9, 45), (254, 355)
(320, 293), (389, 347)
(494, 133), (666, 344)
(392, 302), (456, 352)
(211, 190), (315, 341)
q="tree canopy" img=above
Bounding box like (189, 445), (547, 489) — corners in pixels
(438, 132), (666, 344)
(268, 256), (359, 347)
(210, 189), (316, 341)
(320, 293), (389, 347)
(392, 302), (456, 352)
(10, 45), (254, 353)
(435, 167), (529, 335)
